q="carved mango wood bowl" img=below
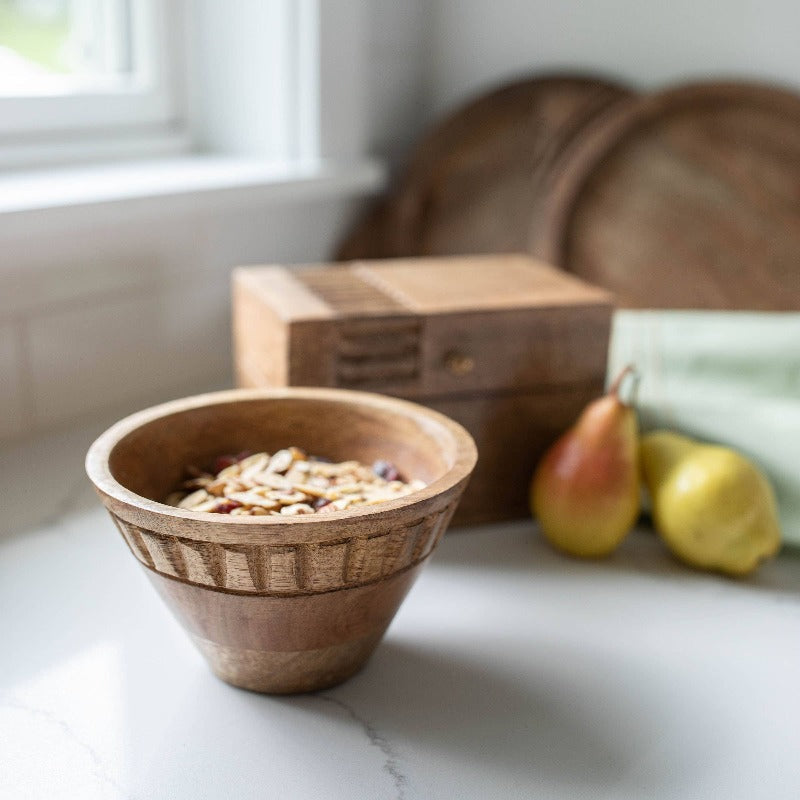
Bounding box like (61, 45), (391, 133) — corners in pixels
(86, 388), (477, 693)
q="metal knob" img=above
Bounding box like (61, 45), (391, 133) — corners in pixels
(443, 351), (475, 376)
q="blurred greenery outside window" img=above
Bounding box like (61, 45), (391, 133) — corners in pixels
(0, 0), (133, 93)
(0, 2), (328, 167)
(0, 0), (177, 160)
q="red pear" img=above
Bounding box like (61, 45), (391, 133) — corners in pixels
(530, 366), (640, 557)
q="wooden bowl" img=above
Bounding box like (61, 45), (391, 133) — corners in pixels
(86, 388), (477, 693)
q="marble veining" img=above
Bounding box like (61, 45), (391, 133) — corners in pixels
(0, 698), (132, 800)
(315, 693), (409, 800)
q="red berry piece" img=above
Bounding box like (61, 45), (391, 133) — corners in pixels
(213, 500), (242, 514)
(213, 455), (238, 473)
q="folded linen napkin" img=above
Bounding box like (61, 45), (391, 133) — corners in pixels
(608, 311), (800, 547)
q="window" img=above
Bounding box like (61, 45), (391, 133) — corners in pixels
(0, 0), (135, 91)
(0, 0), (371, 174)
(0, 0), (179, 140)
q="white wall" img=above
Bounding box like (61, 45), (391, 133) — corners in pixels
(365, 0), (430, 167)
(0, 194), (367, 442)
(427, 0), (800, 117)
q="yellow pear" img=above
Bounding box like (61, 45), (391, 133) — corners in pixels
(640, 431), (782, 575)
(530, 367), (640, 557)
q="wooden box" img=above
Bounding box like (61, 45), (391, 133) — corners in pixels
(232, 255), (613, 525)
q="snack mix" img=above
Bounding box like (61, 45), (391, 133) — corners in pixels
(166, 448), (426, 516)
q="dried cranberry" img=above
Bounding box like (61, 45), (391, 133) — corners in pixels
(213, 455), (238, 473)
(213, 500), (242, 514)
(211, 450), (252, 474)
(312, 497), (332, 510)
(373, 459), (402, 482)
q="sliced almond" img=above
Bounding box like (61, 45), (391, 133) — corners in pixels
(178, 489), (210, 509)
(238, 452), (269, 469)
(192, 499), (220, 513)
(206, 480), (228, 497)
(252, 472), (291, 490)
(334, 483), (364, 495)
(280, 503), (315, 515)
(270, 491), (308, 505)
(182, 476), (213, 490)
(228, 491), (280, 510)
(216, 463), (242, 481)
(240, 455), (270, 482)
(267, 449), (294, 474)
(292, 483), (332, 499)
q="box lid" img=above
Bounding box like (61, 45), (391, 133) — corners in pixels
(351, 255), (611, 313)
(233, 255), (613, 398)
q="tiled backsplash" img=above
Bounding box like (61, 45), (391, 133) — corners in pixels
(0, 194), (366, 443)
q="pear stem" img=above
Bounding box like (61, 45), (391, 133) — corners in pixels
(609, 364), (641, 407)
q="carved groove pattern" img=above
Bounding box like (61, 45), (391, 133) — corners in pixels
(297, 267), (405, 315)
(296, 267), (422, 389)
(108, 501), (458, 595)
(335, 322), (422, 388)
(111, 514), (155, 569)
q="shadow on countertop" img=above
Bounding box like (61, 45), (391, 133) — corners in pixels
(282, 637), (713, 795)
(433, 520), (800, 599)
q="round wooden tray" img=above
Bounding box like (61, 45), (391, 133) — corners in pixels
(536, 82), (800, 310)
(337, 74), (634, 260)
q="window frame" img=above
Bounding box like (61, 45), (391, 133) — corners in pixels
(0, 0), (183, 150)
(0, 0), (370, 172)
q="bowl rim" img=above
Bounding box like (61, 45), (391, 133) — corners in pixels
(86, 387), (477, 536)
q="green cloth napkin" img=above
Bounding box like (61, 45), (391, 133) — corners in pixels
(608, 311), (800, 547)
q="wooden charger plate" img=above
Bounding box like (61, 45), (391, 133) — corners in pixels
(536, 82), (800, 310)
(337, 74), (634, 260)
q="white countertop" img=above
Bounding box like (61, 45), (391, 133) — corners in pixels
(1, 424), (799, 800)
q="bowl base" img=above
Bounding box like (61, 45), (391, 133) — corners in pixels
(144, 563), (426, 695)
(194, 631), (384, 694)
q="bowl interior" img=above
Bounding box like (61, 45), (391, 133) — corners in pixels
(107, 395), (457, 505)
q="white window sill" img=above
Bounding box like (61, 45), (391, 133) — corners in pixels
(0, 156), (386, 226)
